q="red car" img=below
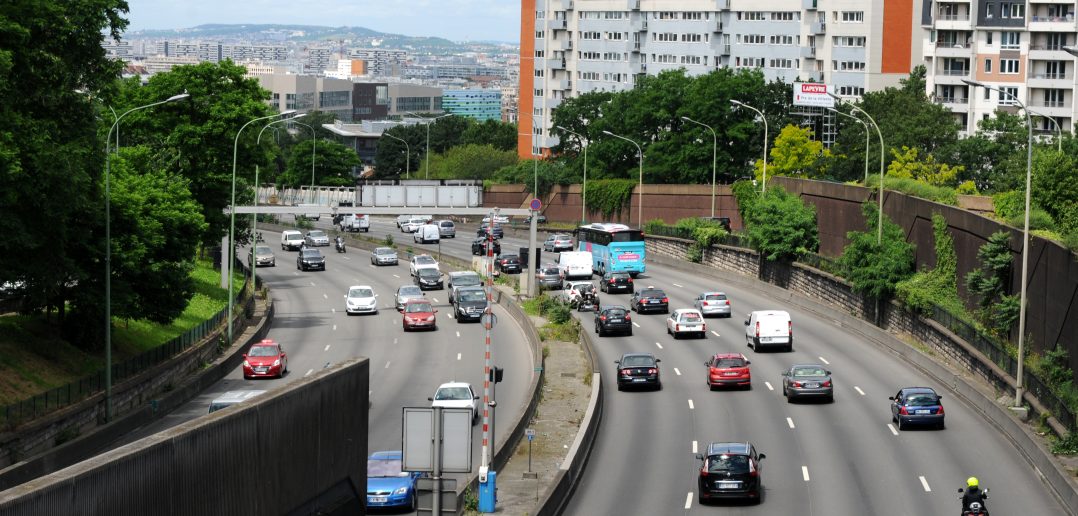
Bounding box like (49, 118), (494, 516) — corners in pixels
(401, 299), (437, 331)
(243, 339), (288, 379)
(705, 353), (751, 390)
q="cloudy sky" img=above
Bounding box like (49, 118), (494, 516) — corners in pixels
(125, 0), (522, 42)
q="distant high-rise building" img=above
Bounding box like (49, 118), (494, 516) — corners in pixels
(348, 48), (409, 75)
(326, 59), (369, 79)
(442, 89), (503, 121)
(306, 47), (334, 74)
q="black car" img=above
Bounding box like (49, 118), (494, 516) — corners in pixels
(296, 249), (326, 271)
(453, 286), (488, 323)
(477, 224), (504, 239)
(615, 353), (661, 390)
(414, 268), (444, 290)
(496, 254), (522, 274)
(525, 214), (548, 224)
(595, 305), (632, 337)
(696, 442), (765, 504)
(630, 287), (669, 314)
(599, 271), (634, 294)
(471, 237), (501, 256)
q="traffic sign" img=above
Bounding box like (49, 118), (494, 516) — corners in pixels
(525, 428), (535, 441)
(529, 198), (542, 211)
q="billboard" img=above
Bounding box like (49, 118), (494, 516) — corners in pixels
(793, 82), (835, 108)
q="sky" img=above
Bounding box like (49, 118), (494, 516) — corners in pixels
(125, 0), (522, 43)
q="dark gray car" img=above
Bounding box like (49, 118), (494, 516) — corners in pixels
(448, 271), (482, 304)
(296, 249), (326, 271)
(453, 287), (488, 323)
(395, 285), (425, 310)
(414, 268), (444, 290)
(781, 364), (834, 403)
(535, 265), (564, 290)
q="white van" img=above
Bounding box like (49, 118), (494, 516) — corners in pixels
(208, 390), (265, 413)
(281, 230), (304, 251)
(744, 310), (792, 352)
(339, 214), (370, 233)
(414, 224), (441, 244)
(559, 251), (593, 279)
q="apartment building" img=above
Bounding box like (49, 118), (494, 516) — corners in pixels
(251, 73), (353, 119)
(519, 0), (925, 158)
(348, 48), (410, 76)
(442, 89), (504, 120)
(923, 0), (1077, 133)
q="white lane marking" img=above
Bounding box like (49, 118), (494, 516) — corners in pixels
(324, 345), (331, 352)
(687, 399), (694, 410)
(655, 342), (663, 349)
(331, 308), (336, 314)
(684, 492), (692, 510)
(341, 256), (350, 260)
(385, 361), (391, 369)
(456, 331), (461, 338)
(764, 381), (774, 391)
(433, 297), (439, 303)
(393, 274), (400, 278)
(711, 330), (721, 337)
(887, 424), (899, 436)
(854, 386), (866, 396)
(393, 338), (398, 345)
(369, 264), (376, 268)
(919, 476), (931, 492)
(672, 283), (683, 288)
(304, 369), (314, 377)
(818, 356), (830, 365)
(632, 321), (640, 328)
(323, 293), (328, 299)
(802, 466), (811, 482)
(293, 272), (299, 276)
(674, 368), (681, 376)
(332, 325), (337, 331)
(692, 440), (698, 454)
(457, 353), (462, 361)
(787, 417), (795, 429)
(310, 282), (316, 287)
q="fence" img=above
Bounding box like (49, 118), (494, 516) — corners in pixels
(0, 259), (252, 428)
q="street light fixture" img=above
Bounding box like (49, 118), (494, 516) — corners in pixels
(601, 130), (644, 228)
(290, 121), (317, 203)
(826, 107), (871, 184)
(405, 112), (452, 179)
(962, 78), (1033, 409)
(556, 125), (588, 224)
(1024, 108), (1062, 153)
(103, 91), (189, 421)
(382, 132), (411, 179)
(828, 92), (885, 245)
(680, 116), (718, 218)
(251, 114), (304, 297)
(729, 100), (768, 193)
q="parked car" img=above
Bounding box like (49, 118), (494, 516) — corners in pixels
(413, 224), (441, 244)
(599, 271), (633, 293)
(705, 353), (752, 390)
(744, 310), (792, 352)
(454, 286), (487, 323)
(401, 299), (437, 331)
(594, 305), (632, 337)
(696, 442), (765, 503)
(250, 245), (275, 267)
(667, 308), (706, 339)
(304, 229), (330, 247)
(535, 264), (564, 290)
(366, 451), (422, 510)
(615, 353), (661, 390)
(431, 382), (479, 424)
(242, 339), (287, 379)
(345, 285), (378, 315)
(781, 364), (834, 403)
(525, 214), (548, 224)
(437, 220), (456, 238)
(448, 271), (482, 304)
(471, 237), (501, 256)
(889, 387), (945, 429)
(395, 285), (426, 311)
(371, 247), (398, 266)
(543, 233), (573, 252)
(630, 287), (669, 314)
(280, 230), (304, 251)
(414, 268), (444, 290)
(296, 248), (326, 271)
(695, 291), (731, 318)
(410, 254), (440, 276)
(495, 254), (522, 274)
(477, 223), (503, 239)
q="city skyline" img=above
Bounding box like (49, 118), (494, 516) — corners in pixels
(125, 0), (521, 43)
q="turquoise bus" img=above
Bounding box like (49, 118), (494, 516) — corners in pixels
(576, 223), (646, 276)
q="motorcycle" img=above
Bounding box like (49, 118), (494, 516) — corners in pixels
(957, 487), (989, 516)
(255, 231), (264, 243)
(334, 237), (346, 253)
(576, 291), (600, 312)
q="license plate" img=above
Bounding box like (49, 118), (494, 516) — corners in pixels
(609, 319), (622, 323)
(806, 382), (819, 388)
(255, 367), (267, 373)
(649, 300), (659, 303)
(369, 496), (387, 503)
(633, 378), (646, 382)
(760, 337), (773, 343)
(915, 409), (930, 414)
(723, 372), (739, 377)
(716, 481), (741, 489)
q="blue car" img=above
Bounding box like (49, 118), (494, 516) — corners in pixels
(367, 450), (422, 510)
(889, 387), (945, 430)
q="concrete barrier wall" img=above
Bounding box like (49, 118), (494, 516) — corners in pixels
(0, 358), (369, 516)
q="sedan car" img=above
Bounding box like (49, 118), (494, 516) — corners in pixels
(296, 249), (326, 271)
(543, 233), (573, 253)
(477, 223), (504, 239)
(401, 299), (437, 331)
(250, 245), (275, 267)
(890, 387), (945, 429)
(495, 254), (522, 274)
(414, 268), (444, 290)
(395, 285), (426, 311)
(431, 382), (479, 425)
(535, 265), (564, 290)
(242, 339), (287, 379)
(666, 309), (706, 339)
(696, 442), (765, 503)
(615, 353), (661, 390)
(630, 287), (669, 314)
(706, 353), (751, 390)
(694, 291), (731, 318)
(454, 287), (487, 322)
(410, 254), (440, 276)
(471, 237), (502, 256)
(595, 305), (632, 337)
(525, 214), (548, 224)
(304, 229), (330, 247)
(599, 271), (633, 294)
(782, 364), (834, 403)
(345, 285), (378, 315)
(370, 247), (398, 266)
(366, 450), (422, 510)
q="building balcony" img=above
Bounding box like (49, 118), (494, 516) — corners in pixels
(559, 0), (573, 10)
(1027, 72), (1073, 88)
(715, 0), (731, 10)
(800, 46), (817, 58)
(627, 0), (639, 10)
(632, 40), (642, 52)
(554, 38), (573, 51)
(936, 96), (971, 110)
(1027, 102), (1072, 117)
(547, 19), (567, 31)
(1029, 14), (1075, 31)
(933, 69), (971, 84)
(802, 0), (818, 10)
(934, 14), (972, 30)
(803, 70), (824, 82)
(810, 21), (827, 34)
(720, 44), (731, 55)
(713, 19), (723, 32)
(930, 41), (974, 57)
(1029, 45), (1074, 60)
(549, 58), (566, 70)
(632, 19), (649, 31)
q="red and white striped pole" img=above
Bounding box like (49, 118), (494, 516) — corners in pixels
(479, 208), (496, 474)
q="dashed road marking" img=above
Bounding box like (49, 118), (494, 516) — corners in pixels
(323, 293), (328, 299)
(341, 256), (350, 260)
(310, 282), (316, 287)
(787, 417), (795, 429)
(764, 381), (774, 391)
(854, 386), (865, 396)
(802, 466), (811, 482)
(369, 264), (376, 268)
(304, 369), (314, 377)
(385, 361), (391, 369)
(919, 476), (931, 492)
(711, 331), (721, 337)
(687, 399), (694, 410)
(887, 424), (899, 436)
(393, 338), (398, 345)
(684, 492), (692, 510)
(457, 353), (462, 360)
(692, 440), (698, 453)
(672, 283), (683, 288)
(331, 308), (336, 314)
(393, 274), (400, 278)
(332, 324), (337, 331)
(324, 345), (331, 352)
(433, 298), (439, 303)
(674, 368), (681, 376)
(632, 322), (640, 328)
(655, 342), (663, 349)
(818, 356), (830, 365)
(456, 331), (461, 338)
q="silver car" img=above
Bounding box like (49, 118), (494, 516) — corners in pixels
(437, 220), (456, 238)
(535, 264), (564, 290)
(304, 230), (330, 247)
(371, 247), (399, 266)
(543, 234), (574, 253)
(694, 291), (731, 318)
(395, 285), (426, 311)
(781, 364), (834, 403)
(251, 245), (275, 267)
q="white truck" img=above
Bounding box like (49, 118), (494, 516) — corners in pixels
(339, 214), (370, 233)
(559, 251), (593, 280)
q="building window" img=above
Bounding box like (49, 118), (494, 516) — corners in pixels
(580, 31), (601, 40)
(534, 88), (544, 97)
(1000, 59), (1019, 74)
(998, 86), (1019, 105)
(834, 60), (866, 71)
(1044, 89), (1065, 107)
(740, 34), (766, 44)
(833, 36), (865, 47)
(740, 12), (765, 21)
(1000, 31), (1020, 50)
(534, 68), (545, 77)
(770, 35), (795, 45)
(656, 32), (678, 42)
(839, 11), (865, 23)
(984, 58), (993, 73)
(769, 58), (796, 69)
(986, 31), (993, 45)
(535, 30), (545, 39)
(534, 50), (545, 58)
(657, 11), (677, 20)
(771, 12), (797, 21)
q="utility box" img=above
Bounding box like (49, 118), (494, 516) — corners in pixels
(478, 470), (497, 512)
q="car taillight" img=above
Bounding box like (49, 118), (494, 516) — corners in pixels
(822, 380), (832, 387)
(676, 324), (680, 331)
(609, 279), (616, 284)
(937, 405), (944, 415)
(703, 323), (706, 331)
(789, 320), (793, 337)
(600, 316), (607, 321)
(755, 321), (760, 337)
(661, 297), (669, 303)
(700, 465), (709, 477)
(725, 300), (730, 306)
(748, 459), (758, 477)
(628, 277), (633, 282)
(898, 406), (909, 415)
(647, 368), (657, 374)
(792, 381), (802, 388)
(620, 368), (630, 375)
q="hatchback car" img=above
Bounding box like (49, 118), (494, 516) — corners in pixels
(667, 309), (706, 339)
(696, 442), (765, 503)
(453, 287), (488, 322)
(781, 364), (834, 403)
(431, 382), (479, 424)
(371, 247), (398, 266)
(615, 353), (661, 390)
(543, 233), (574, 253)
(366, 450), (422, 510)
(345, 285), (378, 315)
(304, 229), (330, 247)
(695, 291), (731, 318)
(296, 249), (326, 271)
(630, 287), (669, 314)
(409, 254), (440, 276)
(242, 339), (287, 379)
(395, 285), (426, 311)
(414, 268), (444, 290)
(599, 271), (633, 294)
(496, 254), (522, 274)
(401, 299), (437, 331)
(477, 223), (504, 239)
(437, 220), (456, 238)
(890, 387), (945, 429)
(595, 305), (632, 337)
(535, 265), (564, 290)
(471, 237), (502, 256)
(706, 353), (751, 390)
(250, 245), (275, 267)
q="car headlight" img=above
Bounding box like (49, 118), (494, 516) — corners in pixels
(243, 360), (250, 368)
(272, 359), (281, 366)
(393, 487), (408, 495)
(425, 316), (435, 321)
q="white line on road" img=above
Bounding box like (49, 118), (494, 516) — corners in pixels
(711, 330), (721, 337)
(818, 356), (830, 365)
(433, 298), (439, 303)
(655, 342), (663, 349)
(324, 345), (331, 352)
(332, 325), (337, 331)
(674, 368), (681, 376)
(304, 369), (314, 377)
(672, 283), (683, 288)
(919, 476), (931, 492)
(331, 308), (336, 314)
(341, 256), (350, 260)
(310, 282), (316, 287)
(887, 424), (899, 436)
(392, 274), (400, 278)
(323, 293), (328, 299)
(393, 338), (398, 345)
(456, 331), (461, 338)
(369, 264), (375, 268)
(385, 361), (391, 369)
(854, 386), (866, 396)
(802, 466), (811, 482)
(632, 321), (640, 328)
(692, 440), (698, 453)
(684, 492), (693, 510)
(457, 353), (462, 361)
(687, 399), (694, 410)
(764, 381), (774, 391)
(787, 417), (795, 429)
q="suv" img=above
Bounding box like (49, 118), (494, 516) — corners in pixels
(296, 249), (326, 271)
(696, 442), (765, 503)
(599, 271), (633, 293)
(472, 237), (501, 256)
(543, 234), (574, 253)
(594, 305), (632, 337)
(437, 220), (456, 238)
(495, 254), (522, 274)
(453, 286), (487, 323)
(630, 287), (669, 314)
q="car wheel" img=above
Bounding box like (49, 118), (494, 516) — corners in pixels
(786, 392), (794, 404)
(897, 418), (905, 430)
(708, 383), (716, 392)
(937, 420), (945, 430)
(626, 330), (632, 337)
(616, 383), (624, 391)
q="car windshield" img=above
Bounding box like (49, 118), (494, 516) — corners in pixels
(793, 367), (827, 377)
(502, 255), (519, 261)
(459, 291), (487, 303)
(349, 288), (374, 298)
(621, 355), (655, 367)
(399, 286), (422, 297)
(255, 246), (271, 254)
(715, 358), (746, 368)
(610, 273), (629, 280)
(680, 313), (702, 322)
(308, 231), (326, 238)
(704, 294), (726, 300)
(604, 309), (627, 318)
(416, 256), (436, 264)
(575, 284), (594, 293)
(441, 222), (454, 227)
(540, 267), (560, 275)
(367, 458), (407, 478)
(375, 248), (394, 255)
(406, 303), (433, 313)
(248, 345), (279, 357)
(707, 454), (749, 473)
(642, 290), (664, 297)
(419, 269), (439, 277)
(302, 250), (320, 257)
(906, 394), (940, 406)
(435, 387), (472, 400)
(454, 275), (481, 286)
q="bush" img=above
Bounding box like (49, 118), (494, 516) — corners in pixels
(895, 213), (968, 317)
(730, 179), (760, 220)
(992, 190), (1024, 220)
(381, 234), (394, 247)
(743, 187), (818, 262)
(838, 202), (915, 300)
(874, 174), (958, 205)
(956, 180), (979, 195)
(547, 304), (572, 325)
(643, 218), (667, 234)
(1005, 208), (1057, 232)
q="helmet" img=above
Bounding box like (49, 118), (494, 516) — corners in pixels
(966, 477), (979, 488)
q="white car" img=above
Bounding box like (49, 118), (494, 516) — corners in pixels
(745, 310), (792, 351)
(345, 285), (378, 315)
(482, 215), (509, 225)
(666, 308), (706, 339)
(410, 254), (440, 277)
(401, 217), (428, 233)
(431, 382), (479, 425)
(561, 281), (596, 306)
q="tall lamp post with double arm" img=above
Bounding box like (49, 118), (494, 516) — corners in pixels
(382, 132), (411, 179)
(601, 130), (644, 228)
(828, 93), (885, 244)
(251, 114), (304, 297)
(290, 120), (317, 203)
(680, 116), (718, 218)
(729, 100), (768, 193)
(556, 125), (589, 223)
(405, 112), (452, 179)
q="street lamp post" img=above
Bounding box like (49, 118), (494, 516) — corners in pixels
(826, 108), (871, 184)
(556, 125), (588, 224)
(1026, 109), (1062, 153)
(405, 112), (452, 179)
(680, 116), (718, 218)
(962, 78), (1033, 408)
(729, 100), (768, 193)
(103, 92), (189, 421)
(290, 121), (317, 203)
(382, 132), (411, 178)
(828, 93), (885, 244)
(252, 115), (304, 297)
(601, 130), (644, 228)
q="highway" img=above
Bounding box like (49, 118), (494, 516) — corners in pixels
(355, 216), (1065, 516)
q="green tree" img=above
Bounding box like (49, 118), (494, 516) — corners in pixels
(744, 187), (818, 261)
(492, 159), (571, 196)
(462, 119), (517, 151)
(730, 179), (761, 223)
(886, 146), (963, 186)
(423, 144), (517, 180)
(754, 124), (830, 180)
(374, 124), (423, 178)
(839, 203), (915, 321)
(945, 112), (1027, 192)
(896, 213), (966, 316)
(965, 231), (1020, 335)
(281, 139), (360, 187)
(1030, 147), (1078, 230)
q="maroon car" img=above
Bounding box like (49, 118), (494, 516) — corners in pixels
(401, 299), (438, 331)
(242, 339), (288, 379)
